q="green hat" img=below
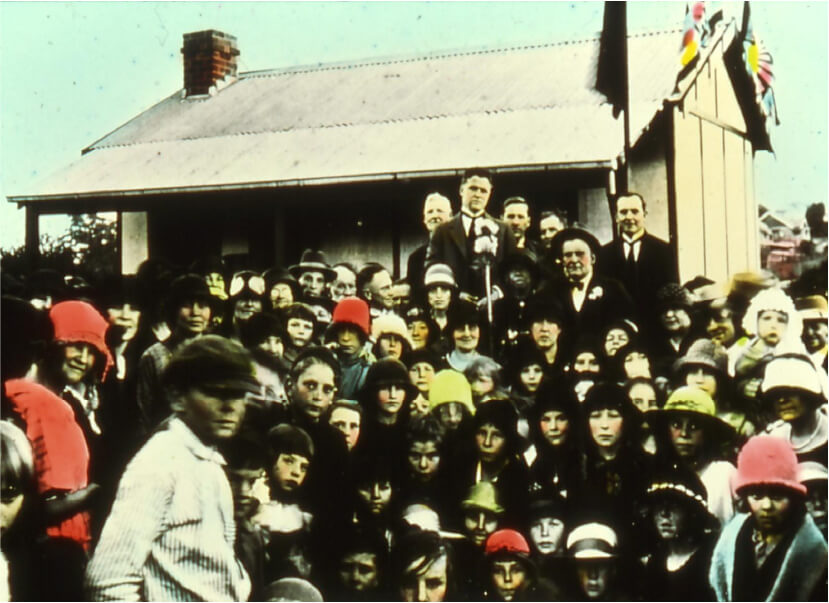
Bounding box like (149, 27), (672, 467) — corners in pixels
(429, 369), (475, 415)
(461, 481), (504, 515)
(663, 386), (717, 417)
(659, 386), (734, 439)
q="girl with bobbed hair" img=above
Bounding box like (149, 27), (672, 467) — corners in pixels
(527, 378), (582, 501)
(576, 382), (653, 530)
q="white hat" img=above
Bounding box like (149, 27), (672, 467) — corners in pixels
(401, 503), (464, 539)
(761, 354), (823, 396)
(423, 263), (456, 289)
(370, 313), (414, 348)
(799, 461), (828, 484)
(566, 522), (618, 559)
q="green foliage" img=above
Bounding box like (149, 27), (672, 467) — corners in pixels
(1, 213), (118, 278)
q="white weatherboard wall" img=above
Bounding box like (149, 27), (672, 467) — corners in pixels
(672, 46), (757, 283)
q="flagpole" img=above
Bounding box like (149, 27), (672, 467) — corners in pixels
(619, 1), (630, 197)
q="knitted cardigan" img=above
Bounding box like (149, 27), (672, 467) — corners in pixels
(709, 512), (827, 601)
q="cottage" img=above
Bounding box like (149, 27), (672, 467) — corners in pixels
(9, 19), (770, 282)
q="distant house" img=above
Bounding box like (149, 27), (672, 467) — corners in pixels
(9, 21), (771, 282)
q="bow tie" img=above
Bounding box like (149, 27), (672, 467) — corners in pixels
(571, 281), (586, 291)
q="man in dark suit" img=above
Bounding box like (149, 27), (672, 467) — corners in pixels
(426, 168), (517, 304)
(406, 192), (453, 306)
(599, 193), (678, 325)
(541, 227), (634, 353)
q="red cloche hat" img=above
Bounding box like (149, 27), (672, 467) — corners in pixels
(733, 435), (807, 496)
(485, 529), (531, 556)
(331, 297), (370, 337)
(49, 300), (114, 380)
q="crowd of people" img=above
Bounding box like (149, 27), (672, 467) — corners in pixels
(1, 168), (827, 601)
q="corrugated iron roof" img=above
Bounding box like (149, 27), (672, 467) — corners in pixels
(11, 28), (704, 203)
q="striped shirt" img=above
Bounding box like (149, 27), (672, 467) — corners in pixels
(85, 417), (250, 601)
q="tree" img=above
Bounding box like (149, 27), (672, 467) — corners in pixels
(1, 213), (118, 279)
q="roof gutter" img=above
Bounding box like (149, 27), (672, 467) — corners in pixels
(8, 160), (613, 206)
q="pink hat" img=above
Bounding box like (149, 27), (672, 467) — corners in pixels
(733, 435), (807, 496)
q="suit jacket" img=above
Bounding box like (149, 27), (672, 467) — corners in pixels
(406, 243), (429, 305)
(425, 213), (516, 296)
(541, 274), (634, 352)
(599, 232), (677, 313)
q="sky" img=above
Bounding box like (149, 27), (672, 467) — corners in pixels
(1, 1), (827, 250)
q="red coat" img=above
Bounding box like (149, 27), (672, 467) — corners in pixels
(4, 379), (91, 548)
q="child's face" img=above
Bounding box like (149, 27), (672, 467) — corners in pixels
(519, 364), (544, 393)
(668, 415), (705, 460)
(464, 509), (498, 546)
(436, 402), (465, 431)
(576, 560), (613, 600)
(529, 516), (565, 555)
(470, 373), (495, 400)
(805, 482), (828, 536)
(539, 409), (569, 447)
(745, 487), (793, 534)
(336, 325), (363, 357)
(272, 453), (310, 494)
(407, 440), (441, 481)
(409, 362), (436, 393)
(652, 499), (688, 540)
(357, 480), (392, 516)
(377, 383), (407, 416)
(378, 334), (404, 360)
(757, 310), (788, 345)
(229, 468), (267, 519)
(257, 335), (284, 359)
(589, 408), (623, 451)
(475, 423), (506, 463)
(685, 367), (717, 397)
(287, 317), (315, 347)
(771, 389), (808, 422)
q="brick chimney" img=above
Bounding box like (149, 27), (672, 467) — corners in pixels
(181, 30), (239, 96)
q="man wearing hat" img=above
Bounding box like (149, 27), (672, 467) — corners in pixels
(492, 249), (540, 352)
(86, 336), (256, 601)
(290, 249), (337, 324)
(407, 192), (453, 305)
(426, 168), (517, 304)
(797, 294), (828, 370)
(709, 435), (827, 601)
(542, 227), (633, 346)
(599, 193), (678, 325)
(263, 267), (302, 311)
(135, 274), (220, 435)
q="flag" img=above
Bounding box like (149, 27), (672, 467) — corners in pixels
(741, 1), (779, 125)
(677, 2), (724, 87)
(596, 1), (628, 118)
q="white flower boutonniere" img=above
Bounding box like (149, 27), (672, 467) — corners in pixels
(587, 286), (604, 301)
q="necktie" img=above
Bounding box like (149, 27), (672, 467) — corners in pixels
(625, 241), (637, 287)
